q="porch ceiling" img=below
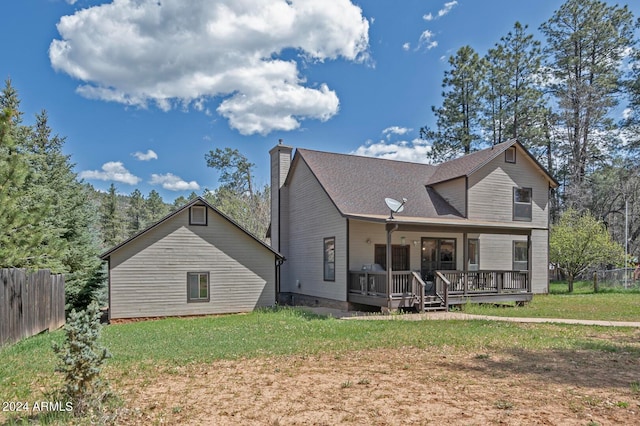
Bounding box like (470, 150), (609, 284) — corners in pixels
(346, 213), (545, 235)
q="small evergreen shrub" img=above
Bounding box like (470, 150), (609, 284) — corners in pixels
(52, 301), (111, 416)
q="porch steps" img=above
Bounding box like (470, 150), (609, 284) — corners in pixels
(418, 295), (447, 312)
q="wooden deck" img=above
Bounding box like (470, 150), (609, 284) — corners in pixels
(348, 270), (532, 310)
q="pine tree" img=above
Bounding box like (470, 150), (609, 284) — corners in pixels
(100, 184), (124, 247)
(540, 0), (634, 205)
(126, 188), (148, 235)
(420, 46), (487, 161)
(204, 148), (270, 239)
(146, 189), (169, 222)
(0, 82), (55, 268)
(483, 22), (548, 160)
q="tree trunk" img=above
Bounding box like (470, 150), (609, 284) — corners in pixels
(567, 274), (574, 293)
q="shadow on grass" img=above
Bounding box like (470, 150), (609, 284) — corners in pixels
(450, 342), (640, 391)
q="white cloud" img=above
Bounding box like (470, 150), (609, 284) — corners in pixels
(402, 42), (411, 51)
(150, 173), (200, 191)
(49, 0), (370, 135)
(418, 30), (438, 51)
(382, 126), (412, 139)
(132, 149), (158, 161)
(352, 138), (433, 163)
(65, 0), (78, 4)
(79, 161), (141, 185)
(424, 1), (458, 21)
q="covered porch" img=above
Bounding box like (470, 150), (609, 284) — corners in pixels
(347, 269), (531, 311)
(347, 217), (541, 311)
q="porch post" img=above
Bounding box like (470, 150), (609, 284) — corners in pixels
(463, 232), (468, 294)
(385, 222), (397, 310)
(527, 233), (532, 292)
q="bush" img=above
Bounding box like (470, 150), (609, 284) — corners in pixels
(52, 301), (111, 416)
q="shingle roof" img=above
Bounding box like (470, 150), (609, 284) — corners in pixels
(293, 139), (557, 221)
(295, 149), (464, 219)
(425, 140), (515, 184)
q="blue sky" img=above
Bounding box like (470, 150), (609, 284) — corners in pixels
(3, 0), (639, 202)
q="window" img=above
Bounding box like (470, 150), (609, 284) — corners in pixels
(513, 241), (528, 271)
(323, 237), (335, 281)
(374, 245), (410, 271)
(190, 205), (207, 225)
(187, 272), (209, 302)
(513, 187), (532, 221)
(467, 239), (479, 271)
(421, 238), (456, 281)
(505, 146), (516, 163)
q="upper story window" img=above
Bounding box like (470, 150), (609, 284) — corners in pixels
(190, 205), (207, 225)
(505, 146), (516, 163)
(513, 187), (532, 221)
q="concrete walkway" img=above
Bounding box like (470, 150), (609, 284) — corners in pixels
(300, 307), (640, 328)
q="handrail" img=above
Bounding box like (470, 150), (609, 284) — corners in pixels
(435, 271), (449, 310)
(411, 272), (426, 313)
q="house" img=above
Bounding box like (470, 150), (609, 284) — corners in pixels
(100, 197), (284, 321)
(269, 139), (559, 311)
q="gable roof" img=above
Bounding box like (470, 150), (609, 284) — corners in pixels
(291, 139), (558, 222)
(100, 196), (283, 260)
(293, 149), (463, 219)
(426, 139), (559, 187)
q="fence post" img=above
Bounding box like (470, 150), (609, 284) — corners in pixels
(593, 271), (599, 293)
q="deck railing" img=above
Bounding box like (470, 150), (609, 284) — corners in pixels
(436, 270), (530, 294)
(348, 271), (415, 296)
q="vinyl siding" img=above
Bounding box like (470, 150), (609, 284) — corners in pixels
(431, 177), (466, 217)
(478, 233), (548, 294)
(468, 147), (550, 227)
(530, 229), (549, 294)
(281, 159), (347, 301)
(349, 220), (464, 272)
(108, 206), (276, 319)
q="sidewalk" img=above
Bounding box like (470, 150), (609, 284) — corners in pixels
(300, 307), (640, 327)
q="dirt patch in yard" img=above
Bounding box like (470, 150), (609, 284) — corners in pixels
(115, 346), (640, 425)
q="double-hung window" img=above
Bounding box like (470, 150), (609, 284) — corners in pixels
(513, 241), (528, 271)
(513, 187), (532, 221)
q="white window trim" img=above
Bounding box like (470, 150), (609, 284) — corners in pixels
(190, 205), (207, 225)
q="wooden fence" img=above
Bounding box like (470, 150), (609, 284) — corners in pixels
(0, 268), (65, 347)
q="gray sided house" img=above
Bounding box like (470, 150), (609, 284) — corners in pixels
(270, 140), (559, 311)
(101, 197), (283, 321)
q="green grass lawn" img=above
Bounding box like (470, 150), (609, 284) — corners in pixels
(459, 281), (640, 321)
(2, 305), (639, 409)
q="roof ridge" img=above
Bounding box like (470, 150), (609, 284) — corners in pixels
(297, 147), (437, 167)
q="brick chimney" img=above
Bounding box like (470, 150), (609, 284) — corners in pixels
(269, 139), (293, 252)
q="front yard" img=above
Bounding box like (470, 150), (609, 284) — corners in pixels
(1, 297), (639, 425)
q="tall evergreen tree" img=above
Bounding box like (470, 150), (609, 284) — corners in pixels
(420, 46), (487, 161)
(483, 22), (549, 162)
(100, 183), (124, 247)
(126, 188), (148, 236)
(540, 0), (634, 206)
(0, 83), (56, 268)
(146, 189), (169, 222)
